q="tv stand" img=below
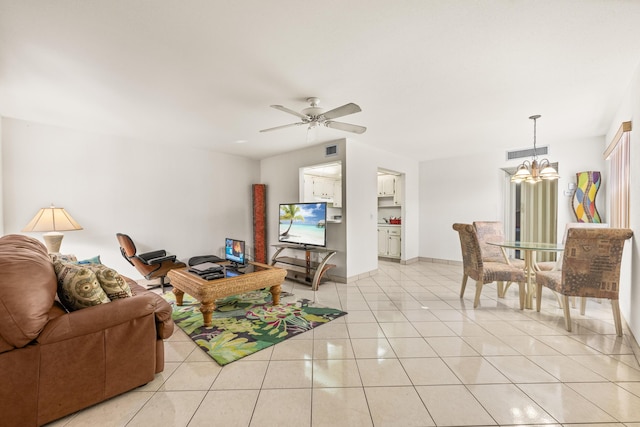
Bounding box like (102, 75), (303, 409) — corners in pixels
(270, 244), (337, 291)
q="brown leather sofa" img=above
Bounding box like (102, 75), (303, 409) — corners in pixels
(0, 234), (175, 426)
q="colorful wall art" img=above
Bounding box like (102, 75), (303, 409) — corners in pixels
(572, 171), (602, 223)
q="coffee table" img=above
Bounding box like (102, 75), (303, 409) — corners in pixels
(167, 262), (287, 327)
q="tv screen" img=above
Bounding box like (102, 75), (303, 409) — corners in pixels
(225, 238), (246, 266)
(278, 202), (327, 247)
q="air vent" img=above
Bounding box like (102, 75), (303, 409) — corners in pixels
(507, 146), (549, 160)
(325, 144), (338, 157)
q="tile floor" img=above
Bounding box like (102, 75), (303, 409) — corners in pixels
(48, 260), (640, 427)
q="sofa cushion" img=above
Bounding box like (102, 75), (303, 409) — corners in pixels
(0, 234), (58, 349)
(53, 261), (111, 311)
(86, 264), (132, 300)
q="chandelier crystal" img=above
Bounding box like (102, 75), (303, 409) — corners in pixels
(511, 115), (560, 184)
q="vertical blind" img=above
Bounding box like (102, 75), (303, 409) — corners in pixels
(604, 122), (631, 228)
(520, 178), (558, 262)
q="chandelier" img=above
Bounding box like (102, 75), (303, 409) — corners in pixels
(511, 115), (560, 184)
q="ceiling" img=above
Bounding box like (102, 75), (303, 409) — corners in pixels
(1, 1), (640, 161)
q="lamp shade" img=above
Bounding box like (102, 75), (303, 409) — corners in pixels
(22, 205), (83, 232)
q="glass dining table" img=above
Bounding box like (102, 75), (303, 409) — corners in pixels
(488, 241), (564, 309)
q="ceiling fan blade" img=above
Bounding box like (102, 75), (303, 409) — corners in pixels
(270, 105), (308, 120)
(322, 103), (361, 120)
(259, 122), (305, 133)
(325, 121), (367, 134)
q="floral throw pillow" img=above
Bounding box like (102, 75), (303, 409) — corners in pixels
(86, 264), (132, 300)
(49, 253), (78, 263)
(53, 261), (110, 311)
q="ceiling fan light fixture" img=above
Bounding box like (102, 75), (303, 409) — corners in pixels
(259, 97), (366, 135)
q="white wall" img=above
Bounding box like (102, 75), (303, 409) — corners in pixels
(420, 137), (605, 262)
(345, 140), (420, 278)
(1, 118), (260, 279)
(606, 61), (640, 339)
(260, 140), (348, 279)
(260, 138), (420, 281)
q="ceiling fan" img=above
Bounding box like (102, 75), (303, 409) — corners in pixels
(259, 97), (367, 134)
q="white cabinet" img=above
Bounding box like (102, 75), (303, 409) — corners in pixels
(393, 175), (403, 206)
(378, 226), (401, 258)
(378, 228), (389, 256)
(332, 180), (342, 207)
(303, 176), (315, 202)
(388, 230), (401, 257)
(312, 177), (335, 199)
(377, 175), (396, 197)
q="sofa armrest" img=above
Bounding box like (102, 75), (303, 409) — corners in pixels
(36, 293), (172, 344)
(147, 292), (174, 339)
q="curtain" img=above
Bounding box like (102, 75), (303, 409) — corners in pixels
(608, 131), (630, 228)
(520, 178), (558, 262)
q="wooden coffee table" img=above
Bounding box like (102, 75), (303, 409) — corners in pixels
(167, 262), (287, 327)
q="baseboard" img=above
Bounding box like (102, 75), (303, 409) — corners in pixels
(624, 318), (640, 366)
(419, 256), (462, 266)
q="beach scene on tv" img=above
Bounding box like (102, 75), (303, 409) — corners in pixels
(279, 203), (327, 247)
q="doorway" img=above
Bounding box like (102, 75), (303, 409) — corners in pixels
(377, 168), (404, 260)
(504, 168), (559, 262)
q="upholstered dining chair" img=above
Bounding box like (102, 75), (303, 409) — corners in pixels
(536, 222), (609, 272)
(453, 223), (526, 309)
(116, 233), (186, 293)
(535, 227), (633, 336)
(473, 221), (525, 297)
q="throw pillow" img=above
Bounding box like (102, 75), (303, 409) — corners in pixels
(86, 264), (132, 300)
(76, 255), (102, 265)
(53, 261), (111, 311)
(49, 253), (78, 263)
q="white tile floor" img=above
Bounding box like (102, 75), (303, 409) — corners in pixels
(48, 260), (640, 426)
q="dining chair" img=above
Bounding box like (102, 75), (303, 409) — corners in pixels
(535, 227), (633, 336)
(473, 221), (525, 297)
(536, 222), (609, 271)
(453, 223), (526, 309)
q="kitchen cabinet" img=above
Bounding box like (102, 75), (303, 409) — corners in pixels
(312, 177), (336, 200)
(332, 180), (342, 207)
(378, 226), (401, 258)
(393, 175), (403, 206)
(377, 175), (396, 196)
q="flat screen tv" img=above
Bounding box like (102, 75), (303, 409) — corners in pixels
(225, 238), (246, 268)
(278, 202), (327, 248)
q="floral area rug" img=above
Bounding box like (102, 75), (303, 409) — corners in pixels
(163, 290), (347, 365)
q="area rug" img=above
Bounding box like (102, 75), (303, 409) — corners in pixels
(163, 290), (347, 365)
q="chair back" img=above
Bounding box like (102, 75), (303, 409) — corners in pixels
(116, 233), (137, 264)
(561, 222), (609, 244)
(473, 221), (506, 261)
(453, 223), (483, 279)
(561, 228), (633, 299)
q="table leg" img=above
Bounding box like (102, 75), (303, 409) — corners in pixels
(173, 288), (185, 306)
(524, 250), (535, 309)
(199, 301), (215, 327)
(270, 284), (281, 305)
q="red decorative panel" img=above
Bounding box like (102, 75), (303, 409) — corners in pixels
(252, 184), (267, 263)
